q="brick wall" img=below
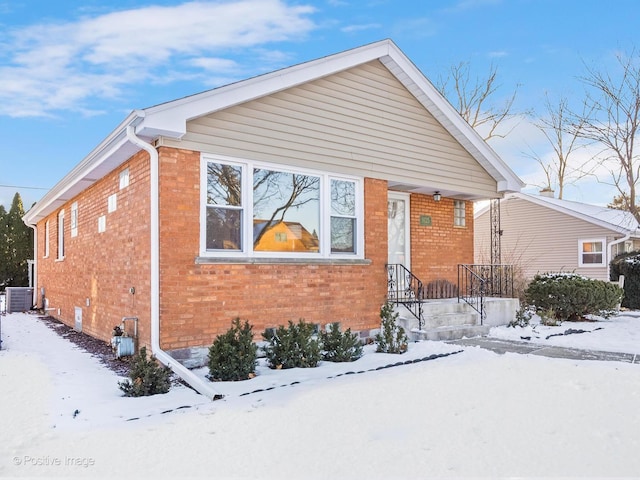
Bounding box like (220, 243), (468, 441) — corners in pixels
(157, 147), (389, 351)
(34, 143), (474, 354)
(409, 194), (474, 286)
(35, 151), (152, 347)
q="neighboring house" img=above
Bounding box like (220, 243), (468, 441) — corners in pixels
(475, 191), (640, 282)
(253, 221), (319, 253)
(23, 39), (523, 397)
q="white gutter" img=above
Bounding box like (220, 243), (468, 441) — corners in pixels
(125, 124), (221, 400)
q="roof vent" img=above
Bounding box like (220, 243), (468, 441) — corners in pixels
(539, 187), (555, 198)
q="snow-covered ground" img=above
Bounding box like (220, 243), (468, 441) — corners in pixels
(1, 311), (640, 478)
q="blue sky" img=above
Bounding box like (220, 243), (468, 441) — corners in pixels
(1, 0), (639, 210)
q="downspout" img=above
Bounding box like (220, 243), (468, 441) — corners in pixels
(27, 224), (37, 307)
(607, 233), (631, 280)
(126, 124), (221, 400)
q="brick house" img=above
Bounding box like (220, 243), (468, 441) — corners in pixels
(23, 39), (523, 397)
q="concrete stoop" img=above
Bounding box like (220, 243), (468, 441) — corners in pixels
(395, 300), (490, 342)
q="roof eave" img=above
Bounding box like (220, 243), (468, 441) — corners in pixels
(23, 111), (145, 225)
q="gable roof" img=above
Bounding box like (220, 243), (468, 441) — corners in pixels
(24, 39), (523, 225)
(476, 192), (640, 236)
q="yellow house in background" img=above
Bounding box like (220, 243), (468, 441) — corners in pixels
(254, 220), (319, 253)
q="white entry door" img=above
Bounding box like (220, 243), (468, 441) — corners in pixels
(387, 192), (410, 268)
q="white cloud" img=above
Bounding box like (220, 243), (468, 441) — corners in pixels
(0, 0), (317, 118)
(341, 23), (381, 33)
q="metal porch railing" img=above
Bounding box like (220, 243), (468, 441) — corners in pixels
(386, 264), (424, 330)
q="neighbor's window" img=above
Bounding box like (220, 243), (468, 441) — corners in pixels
(454, 200), (466, 227)
(202, 156), (362, 258)
(579, 238), (605, 266)
(70, 202), (78, 237)
(44, 220), (50, 258)
(57, 210), (65, 259)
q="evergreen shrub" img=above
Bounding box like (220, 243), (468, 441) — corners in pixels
(375, 301), (408, 354)
(610, 251), (640, 309)
(508, 304), (533, 328)
(525, 272), (623, 322)
(208, 318), (258, 381)
(320, 322), (363, 362)
(118, 346), (171, 397)
(262, 320), (321, 369)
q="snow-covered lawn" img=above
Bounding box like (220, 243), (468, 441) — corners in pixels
(1, 311), (640, 478)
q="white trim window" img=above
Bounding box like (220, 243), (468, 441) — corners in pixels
(119, 168), (130, 189)
(57, 210), (65, 260)
(201, 155), (364, 258)
(70, 202), (78, 237)
(108, 193), (117, 213)
(44, 220), (50, 258)
(578, 238), (606, 267)
(454, 200), (466, 227)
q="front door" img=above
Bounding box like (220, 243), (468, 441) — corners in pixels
(388, 192), (410, 268)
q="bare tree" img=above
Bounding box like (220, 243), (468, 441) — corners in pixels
(526, 93), (594, 199)
(435, 61), (521, 142)
(573, 49), (640, 222)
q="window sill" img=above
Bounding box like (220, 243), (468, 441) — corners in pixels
(195, 257), (372, 266)
(55, 257), (65, 262)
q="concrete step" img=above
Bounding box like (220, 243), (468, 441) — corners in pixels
(412, 324), (491, 341)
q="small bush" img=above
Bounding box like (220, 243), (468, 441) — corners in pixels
(610, 251), (639, 309)
(118, 346), (171, 397)
(525, 272), (623, 321)
(262, 320), (321, 369)
(508, 305), (533, 328)
(208, 318), (258, 381)
(320, 322), (363, 362)
(375, 302), (408, 354)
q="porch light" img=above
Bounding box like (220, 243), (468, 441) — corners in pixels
(433, 191), (441, 202)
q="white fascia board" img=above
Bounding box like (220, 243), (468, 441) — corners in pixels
(138, 40), (396, 139)
(379, 52), (525, 194)
(23, 112), (143, 225)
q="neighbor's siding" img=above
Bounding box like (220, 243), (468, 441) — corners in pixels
(158, 60), (497, 198)
(475, 197), (618, 281)
(35, 151), (152, 346)
(156, 147), (388, 351)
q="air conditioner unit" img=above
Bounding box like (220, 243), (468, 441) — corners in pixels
(5, 287), (34, 313)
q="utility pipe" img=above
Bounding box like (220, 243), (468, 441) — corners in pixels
(27, 224), (38, 307)
(126, 124), (221, 400)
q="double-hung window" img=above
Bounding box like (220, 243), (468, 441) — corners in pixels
(57, 210), (65, 260)
(202, 155), (362, 258)
(578, 238), (605, 267)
